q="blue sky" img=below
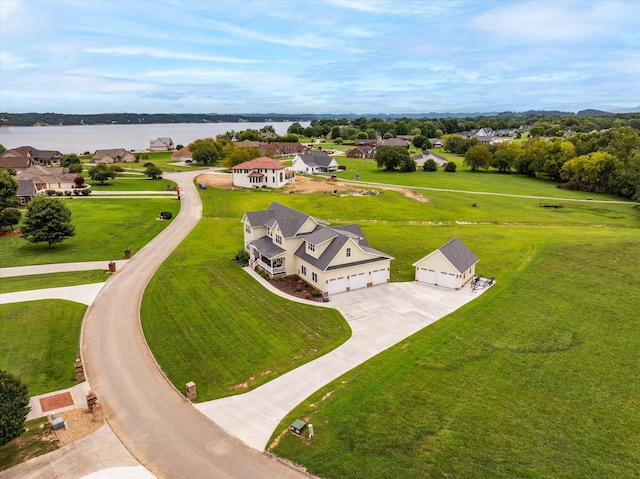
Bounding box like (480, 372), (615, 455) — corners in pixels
(1, 0), (638, 114)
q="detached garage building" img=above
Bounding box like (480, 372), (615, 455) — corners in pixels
(413, 238), (478, 289)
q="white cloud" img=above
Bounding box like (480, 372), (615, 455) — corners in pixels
(0, 51), (36, 70)
(84, 47), (260, 64)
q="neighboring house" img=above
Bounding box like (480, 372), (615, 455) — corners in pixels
(412, 238), (478, 289)
(346, 146), (375, 158)
(475, 127), (495, 137)
(0, 148), (32, 171)
(260, 131), (277, 139)
(172, 146), (192, 162)
(243, 202), (393, 295)
(16, 180), (38, 205)
(430, 139), (444, 148)
(91, 149), (136, 164)
(257, 142), (308, 158)
(380, 138), (408, 148)
(16, 165), (76, 191)
(291, 151), (339, 173)
(0, 146), (62, 170)
(149, 137), (174, 151)
(411, 150), (448, 168)
(231, 157), (295, 188)
(354, 139), (377, 147)
(397, 134), (415, 142)
(235, 140), (262, 149)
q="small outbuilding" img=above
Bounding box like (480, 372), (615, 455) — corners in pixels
(413, 237), (478, 289)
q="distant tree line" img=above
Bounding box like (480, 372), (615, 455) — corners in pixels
(445, 126), (640, 200)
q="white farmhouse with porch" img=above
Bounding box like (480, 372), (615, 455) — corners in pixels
(242, 202), (393, 295)
(231, 157), (295, 188)
(413, 238), (478, 289)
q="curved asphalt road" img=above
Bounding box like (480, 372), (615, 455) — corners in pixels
(81, 171), (304, 479)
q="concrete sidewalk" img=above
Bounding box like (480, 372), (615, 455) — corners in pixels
(0, 260), (129, 278)
(0, 283), (106, 306)
(196, 276), (492, 451)
(0, 423), (152, 479)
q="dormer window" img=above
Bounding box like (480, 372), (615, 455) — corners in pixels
(308, 242), (315, 252)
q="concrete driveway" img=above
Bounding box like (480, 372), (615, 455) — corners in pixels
(197, 277), (490, 451)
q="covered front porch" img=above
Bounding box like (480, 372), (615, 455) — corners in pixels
(248, 237), (287, 277)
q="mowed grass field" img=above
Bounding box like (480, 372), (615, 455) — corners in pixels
(0, 300), (86, 396)
(0, 270), (108, 294)
(0, 198), (180, 267)
(141, 218), (350, 400)
(142, 178), (639, 477)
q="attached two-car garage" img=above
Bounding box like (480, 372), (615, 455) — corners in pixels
(327, 267), (390, 294)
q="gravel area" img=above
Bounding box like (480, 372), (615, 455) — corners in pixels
(53, 408), (104, 446)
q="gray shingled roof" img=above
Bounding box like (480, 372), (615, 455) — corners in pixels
(16, 180), (37, 197)
(439, 238), (478, 272)
(296, 151), (335, 167)
(245, 202), (319, 239)
(304, 227), (338, 246)
(295, 225), (392, 271)
(251, 236), (286, 259)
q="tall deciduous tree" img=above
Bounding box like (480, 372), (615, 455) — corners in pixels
(189, 138), (222, 166)
(0, 369), (30, 446)
(21, 196), (75, 248)
(0, 169), (19, 210)
(375, 147), (413, 171)
(144, 164), (163, 179)
(463, 144), (492, 171)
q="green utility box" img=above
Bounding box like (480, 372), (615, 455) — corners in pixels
(290, 419), (307, 435)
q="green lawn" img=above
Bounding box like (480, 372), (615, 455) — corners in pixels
(141, 218), (350, 401)
(88, 177), (177, 191)
(0, 198), (180, 267)
(333, 156), (635, 200)
(0, 300), (86, 396)
(0, 270), (109, 294)
(271, 235), (640, 478)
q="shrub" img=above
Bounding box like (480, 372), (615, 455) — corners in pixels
(64, 190), (72, 196)
(257, 269), (270, 279)
(55, 191), (64, 196)
(444, 161), (457, 172)
(81, 189), (91, 196)
(0, 370), (30, 446)
(159, 211), (172, 220)
(423, 159), (438, 172)
(45, 190), (55, 196)
(73, 175), (85, 187)
(234, 248), (250, 266)
(73, 190), (80, 196)
(312, 289), (322, 297)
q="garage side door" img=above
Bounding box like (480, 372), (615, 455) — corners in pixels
(439, 271), (457, 289)
(417, 267), (436, 284)
(328, 276), (347, 294)
(349, 272), (367, 290)
(371, 268), (388, 285)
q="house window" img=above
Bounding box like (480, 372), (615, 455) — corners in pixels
(312, 272), (318, 282)
(276, 234), (282, 245)
(267, 228), (271, 237)
(308, 242), (315, 252)
(346, 247), (351, 257)
(301, 265), (307, 275)
(245, 224), (251, 234)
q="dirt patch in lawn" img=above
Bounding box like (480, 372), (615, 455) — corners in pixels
(195, 173), (428, 202)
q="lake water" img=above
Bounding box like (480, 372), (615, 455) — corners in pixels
(0, 121), (310, 154)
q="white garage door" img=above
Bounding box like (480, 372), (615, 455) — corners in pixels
(439, 271), (457, 289)
(328, 276), (347, 294)
(417, 267), (436, 284)
(371, 268), (388, 285)
(349, 272), (367, 290)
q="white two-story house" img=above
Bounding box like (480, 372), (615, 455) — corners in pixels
(242, 202), (393, 295)
(232, 157), (295, 188)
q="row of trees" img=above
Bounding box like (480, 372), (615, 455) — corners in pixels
(302, 113), (640, 141)
(188, 136), (262, 168)
(455, 127), (640, 199)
